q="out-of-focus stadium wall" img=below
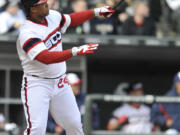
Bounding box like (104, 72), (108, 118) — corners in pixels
(1, 34), (180, 128)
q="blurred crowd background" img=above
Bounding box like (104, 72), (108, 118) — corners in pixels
(1, 0), (180, 135)
(1, 0), (180, 37)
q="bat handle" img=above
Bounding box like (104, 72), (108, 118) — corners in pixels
(103, 12), (111, 18)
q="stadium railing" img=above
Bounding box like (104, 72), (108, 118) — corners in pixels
(1, 95), (180, 135)
(83, 94), (180, 135)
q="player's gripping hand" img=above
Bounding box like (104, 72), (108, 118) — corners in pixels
(71, 43), (99, 56)
(94, 6), (115, 18)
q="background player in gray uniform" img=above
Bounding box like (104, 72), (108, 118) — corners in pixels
(107, 82), (153, 133)
(17, 0), (115, 135)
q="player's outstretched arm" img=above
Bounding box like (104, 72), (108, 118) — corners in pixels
(35, 43), (99, 64)
(69, 7), (115, 27)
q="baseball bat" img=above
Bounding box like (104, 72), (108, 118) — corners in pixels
(113, 0), (125, 10)
(104, 0), (126, 17)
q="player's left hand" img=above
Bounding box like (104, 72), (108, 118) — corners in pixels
(71, 43), (99, 56)
(94, 6), (115, 18)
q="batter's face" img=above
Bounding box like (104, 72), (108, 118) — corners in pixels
(31, 1), (49, 17)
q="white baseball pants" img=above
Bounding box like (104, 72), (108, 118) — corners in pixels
(21, 74), (84, 135)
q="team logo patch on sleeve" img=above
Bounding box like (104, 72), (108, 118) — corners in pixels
(23, 38), (42, 53)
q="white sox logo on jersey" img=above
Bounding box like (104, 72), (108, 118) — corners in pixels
(44, 29), (62, 50)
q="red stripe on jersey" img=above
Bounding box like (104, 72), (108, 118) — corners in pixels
(23, 38), (42, 53)
(23, 38), (34, 49)
(26, 41), (43, 54)
(43, 14), (67, 44)
(43, 26), (60, 42)
(60, 14), (66, 28)
(24, 77), (32, 135)
(159, 105), (172, 120)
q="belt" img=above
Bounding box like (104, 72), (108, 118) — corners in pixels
(30, 73), (65, 79)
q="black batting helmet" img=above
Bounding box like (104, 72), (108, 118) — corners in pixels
(21, 0), (39, 17)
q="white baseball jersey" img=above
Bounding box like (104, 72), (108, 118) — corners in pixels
(110, 103), (153, 133)
(17, 10), (71, 78)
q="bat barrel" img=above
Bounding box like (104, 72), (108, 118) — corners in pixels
(103, 0), (126, 18)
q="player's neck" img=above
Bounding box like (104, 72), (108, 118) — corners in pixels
(29, 15), (46, 24)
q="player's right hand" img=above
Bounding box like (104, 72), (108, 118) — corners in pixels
(94, 6), (115, 18)
(71, 43), (99, 56)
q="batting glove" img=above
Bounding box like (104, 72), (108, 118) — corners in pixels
(94, 6), (115, 18)
(71, 43), (99, 56)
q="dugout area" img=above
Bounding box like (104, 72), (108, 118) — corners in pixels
(0, 34), (180, 133)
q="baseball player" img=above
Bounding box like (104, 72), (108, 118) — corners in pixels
(107, 82), (153, 133)
(16, 0), (114, 135)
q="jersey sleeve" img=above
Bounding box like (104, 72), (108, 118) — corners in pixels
(60, 14), (71, 34)
(19, 31), (47, 60)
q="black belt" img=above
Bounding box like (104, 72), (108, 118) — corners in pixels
(31, 73), (65, 79)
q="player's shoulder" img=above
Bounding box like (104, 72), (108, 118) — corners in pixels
(19, 23), (33, 35)
(49, 9), (60, 14)
(48, 10), (62, 17)
(18, 23), (40, 40)
(46, 10), (63, 22)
